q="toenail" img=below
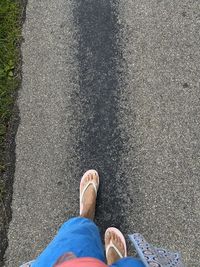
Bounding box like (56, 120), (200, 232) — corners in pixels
(106, 232), (110, 237)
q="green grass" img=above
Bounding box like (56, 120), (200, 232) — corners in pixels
(0, 0), (22, 198)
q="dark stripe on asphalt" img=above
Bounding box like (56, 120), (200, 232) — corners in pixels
(73, 1), (128, 233)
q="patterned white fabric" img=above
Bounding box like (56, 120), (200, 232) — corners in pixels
(20, 260), (34, 267)
(129, 233), (185, 267)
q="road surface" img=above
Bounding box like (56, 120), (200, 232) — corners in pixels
(5, 0), (200, 266)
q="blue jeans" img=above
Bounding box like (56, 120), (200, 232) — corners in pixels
(32, 217), (145, 267)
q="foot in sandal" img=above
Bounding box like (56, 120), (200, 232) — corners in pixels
(80, 169), (99, 220)
(105, 227), (127, 265)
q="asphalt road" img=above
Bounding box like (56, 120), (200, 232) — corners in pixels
(5, 0), (200, 266)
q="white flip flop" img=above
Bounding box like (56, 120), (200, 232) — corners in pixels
(79, 169), (99, 215)
(105, 227), (127, 259)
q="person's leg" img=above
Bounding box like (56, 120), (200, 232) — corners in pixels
(32, 170), (105, 267)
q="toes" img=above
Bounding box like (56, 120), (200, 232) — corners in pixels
(110, 232), (114, 241)
(87, 173), (93, 182)
(112, 232), (115, 241)
(105, 232), (111, 246)
(111, 232), (124, 250)
(89, 172), (97, 183)
(91, 173), (95, 180)
(119, 239), (123, 249)
(85, 174), (89, 182)
(105, 231), (125, 259)
(81, 171), (98, 194)
(113, 233), (117, 242)
(90, 173), (93, 181)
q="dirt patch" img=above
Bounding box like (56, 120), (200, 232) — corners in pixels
(0, 101), (20, 267)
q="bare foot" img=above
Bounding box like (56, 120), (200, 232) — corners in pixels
(105, 230), (126, 265)
(80, 171), (99, 220)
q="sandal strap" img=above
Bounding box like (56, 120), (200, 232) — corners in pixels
(106, 242), (124, 259)
(80, 181), (98, 203)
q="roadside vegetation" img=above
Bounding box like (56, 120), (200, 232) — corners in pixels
(0, 0), (23, 264)
(0, 0), (21, 199)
